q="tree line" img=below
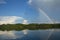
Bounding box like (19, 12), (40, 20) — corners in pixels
(0, 24), (60, 31)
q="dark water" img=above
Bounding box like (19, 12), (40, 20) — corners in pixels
(0, 29), (60, 40)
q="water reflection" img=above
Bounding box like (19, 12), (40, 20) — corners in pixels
(0, 29), (60, 40)
(0, 31), (16, 39)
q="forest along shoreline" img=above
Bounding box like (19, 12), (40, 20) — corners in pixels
(0, 24), (60, 31)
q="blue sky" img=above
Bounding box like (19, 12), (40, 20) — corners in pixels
(0, 0), (28, 16)
(0, 0), (60, 24)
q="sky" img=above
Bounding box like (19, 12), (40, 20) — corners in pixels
(0, 0), (60, 24)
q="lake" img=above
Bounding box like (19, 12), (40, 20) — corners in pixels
(0, 29), (60, 40)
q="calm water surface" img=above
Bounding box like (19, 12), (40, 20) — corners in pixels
(0, 29), (60, 40)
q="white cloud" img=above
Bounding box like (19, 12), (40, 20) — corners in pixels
(0, 16), (29, 25)
(22, 20), (28, 24)
(0, 0), (6, 4)
(0, 16), (24, 25)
